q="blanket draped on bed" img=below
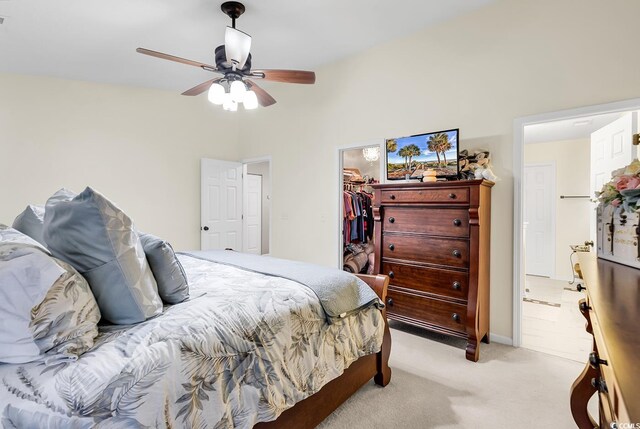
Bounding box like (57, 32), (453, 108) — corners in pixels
(181, 250), (383, 322)
(0, 255), (384, 429)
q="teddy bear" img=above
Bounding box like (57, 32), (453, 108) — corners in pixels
(458, 149), (498, 181)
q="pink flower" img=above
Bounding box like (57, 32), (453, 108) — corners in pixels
(614, 175), (640, 190)
(611, 199), (621, 207)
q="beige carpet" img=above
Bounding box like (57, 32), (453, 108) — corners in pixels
(318, 322), (586, 429)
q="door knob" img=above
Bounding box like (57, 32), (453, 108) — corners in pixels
(453, 219), (462, 226)
(389, 217), (395, 223)
(452, 313), (460, 322)
(203, 226), (210, 231)
(452, 281), (461, 290)
(388, 271), (395, 279)
(452, 249), (461, 258)
(388, 244), (395, 251)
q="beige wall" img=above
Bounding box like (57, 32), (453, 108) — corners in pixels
(0, 74), (240, 250)
(524, 139), (592, 281)
(237, 0), (640, 340)
(3, 0), (640, 341)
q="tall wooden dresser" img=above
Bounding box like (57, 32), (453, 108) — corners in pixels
(371, 179), (493, 361)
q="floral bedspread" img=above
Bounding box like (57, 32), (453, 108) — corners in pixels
(0, 255), (384, 428)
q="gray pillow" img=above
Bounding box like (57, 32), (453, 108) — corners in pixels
(43, 187), (162, 324)
(12, 205), (46, 246)
(140, 233), (189, 304)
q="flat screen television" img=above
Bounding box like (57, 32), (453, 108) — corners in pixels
(385, 128), (459, 181)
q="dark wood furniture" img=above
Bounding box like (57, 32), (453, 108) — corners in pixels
(254, 274), (391, 429)
(570, 253), (639, 428)
(371, 179), (493, 361)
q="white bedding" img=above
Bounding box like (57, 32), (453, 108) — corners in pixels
(0, 254), (384, 428)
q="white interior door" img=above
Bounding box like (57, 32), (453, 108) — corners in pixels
(524, 164), (555, 277)
(201, 158), (243, 250)
(590, 112), (637, 242)
(243, 173), (262, 254)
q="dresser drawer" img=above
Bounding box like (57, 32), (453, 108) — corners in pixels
(384, 207), (469, 237)
(382, 234), (469, 268)
(387, 289), (467, 334)
(380, 187), (469, 204)
(382, 261), (468, 300)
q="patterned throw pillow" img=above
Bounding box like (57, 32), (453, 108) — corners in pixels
(43, 187), (163, 324)
(0, 227), (100, 363)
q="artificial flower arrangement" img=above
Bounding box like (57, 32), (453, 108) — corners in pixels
(596, 159), (640, 213)
(595, 158), (640, 269)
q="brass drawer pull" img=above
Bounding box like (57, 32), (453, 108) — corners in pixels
(452, 313), (461, 322)
(453, 219), (462, 227)
(452, 281), (461, 290)
(388, 244), (395, 251)
(452, 249), (461, 258)
(389, 217), (395, 224)
(388, 271), (395, 279)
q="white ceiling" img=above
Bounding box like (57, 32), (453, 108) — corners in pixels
(0, 0), (494, 91)
(524, 112), (628, 144)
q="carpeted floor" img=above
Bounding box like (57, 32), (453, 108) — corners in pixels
(318, 322), (587, 429)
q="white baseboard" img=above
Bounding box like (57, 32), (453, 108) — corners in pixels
(490, 333), (513, 346)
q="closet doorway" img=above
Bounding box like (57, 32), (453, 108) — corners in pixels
(338, 141), (384, 273)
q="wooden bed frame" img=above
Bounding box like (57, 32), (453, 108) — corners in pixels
(254, 274), (392, 429)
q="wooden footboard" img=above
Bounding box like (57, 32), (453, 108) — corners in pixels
(254, 274), (391, 429)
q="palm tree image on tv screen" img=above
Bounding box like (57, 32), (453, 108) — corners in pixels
(386, 130), (459, 180)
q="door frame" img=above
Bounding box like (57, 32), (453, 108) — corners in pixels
(512, 97), (640, 347)
(241, 155), (272, 255)
(522, 161), (557, 279)
(336, 139), (385, 269)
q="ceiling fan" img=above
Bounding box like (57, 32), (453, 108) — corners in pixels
(136, 1), (316, 110)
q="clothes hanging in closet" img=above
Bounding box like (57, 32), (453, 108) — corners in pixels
(343, 190), (374, 245)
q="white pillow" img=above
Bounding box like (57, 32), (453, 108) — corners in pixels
(0, 228), (101, 363)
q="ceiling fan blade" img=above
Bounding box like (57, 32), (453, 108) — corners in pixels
(251, 69), (316, 84)
(136, 47), (219, 72)
(182, 78), (221, 96)
(246, 80), (276, 107)
(225, 27), (252, 69)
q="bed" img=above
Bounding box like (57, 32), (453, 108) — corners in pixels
(0, 253), (391, 428)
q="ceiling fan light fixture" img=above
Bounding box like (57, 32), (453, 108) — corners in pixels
(243, 90), (258, 110)
(208, 82), (226, 105)
(230, 79), (247, 103)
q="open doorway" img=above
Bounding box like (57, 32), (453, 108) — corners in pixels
(514, 103), (640, 360)
(338, 141), (384, 272)
(244, 158), (271, 255)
